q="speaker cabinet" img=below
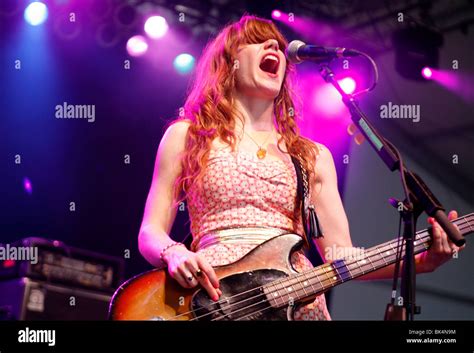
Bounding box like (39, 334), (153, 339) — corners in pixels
(0, 277), (111, 320)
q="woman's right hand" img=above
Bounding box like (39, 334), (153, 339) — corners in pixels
(163, 245), (222, 301)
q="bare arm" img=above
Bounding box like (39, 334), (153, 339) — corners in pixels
(138, 120), (221, 299)
(138, 120), (190, 267)
(309, 143), (430, 280)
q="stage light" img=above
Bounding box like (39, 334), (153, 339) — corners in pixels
(421, 67), (433, 79)
(392, 24), (443, 81)
(23, 177), (33, 194)
(428, 69), (474, 103)
(144, 16), (168, 39)
(173, 53), (195, 74)
(312, 85), (346, 118)
(272, 10), (282, 19)
(338, 77), (356, 94)
(126, 35), (148, 57)
(24, 1), (48, 26)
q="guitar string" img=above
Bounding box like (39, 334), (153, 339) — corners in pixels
(181, 220), (471, 321)
(199, 226), (464, 321)
(164, 218), (471, 320)
(208, 232), (432, 321)
(212, 224), (468, 322)
(217, 219), (472, 322)
(218, 215), (474, 319)
(210, 232), (435, 321)
(191, 221), (470, 321)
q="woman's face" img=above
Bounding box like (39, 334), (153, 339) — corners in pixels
(234, 38), (287, 100)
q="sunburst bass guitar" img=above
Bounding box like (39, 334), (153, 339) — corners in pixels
(109, 213), (473, 321)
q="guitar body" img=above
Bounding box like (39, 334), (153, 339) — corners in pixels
(109, 213), (473, 320)
(109, 233), (308, 321)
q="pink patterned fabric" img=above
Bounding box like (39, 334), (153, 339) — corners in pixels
(186, 147), (331, 320)
(188, 148), (304, 243)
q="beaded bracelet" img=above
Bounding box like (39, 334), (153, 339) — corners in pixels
(160, 242), (186, 262)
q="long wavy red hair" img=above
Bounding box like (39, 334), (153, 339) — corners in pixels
(167, 15), (319, 208)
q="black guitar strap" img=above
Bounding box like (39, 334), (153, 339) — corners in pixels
(291, 155), (324, 243)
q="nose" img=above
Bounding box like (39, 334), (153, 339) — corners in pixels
(264, 39), (279, 52)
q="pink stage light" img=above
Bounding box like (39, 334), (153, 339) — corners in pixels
(23, 177), (33, 194)
(421, 67), (433, 79)
(426, 69), (474, 103)
(126, 35), (148, 56)
(312, 85), (346, 119)
(144, 15), (168, 39)
(272, 10), (282, 19)
(338, 77), (357, 94)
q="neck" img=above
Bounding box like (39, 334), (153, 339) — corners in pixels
(234, 91), (275, 134)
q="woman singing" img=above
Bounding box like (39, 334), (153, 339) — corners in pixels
(138, 15), (463, 320)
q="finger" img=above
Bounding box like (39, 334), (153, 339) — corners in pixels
(197, 274), (219, 301)
(429, 219), (443, 253)
(438, 225), (453, 256)
(182, 257), (219, 300)
(194, 259), (220, 301)
(448, 210), (458, 221)
(443, 212), (461, 248)
(197, 256), (220, 289)
(177, 265), (199, 288)
(171, 268), (194, 289)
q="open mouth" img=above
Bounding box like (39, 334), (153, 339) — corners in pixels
(259, 53), (280, 75)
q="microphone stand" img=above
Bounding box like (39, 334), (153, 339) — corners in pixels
(317, 64), (465, 321)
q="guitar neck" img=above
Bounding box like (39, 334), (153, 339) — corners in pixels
(266, 213), (474, 308)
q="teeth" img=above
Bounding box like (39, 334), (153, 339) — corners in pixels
(260, 53), (279, 75)
(263, 54), (279, 62)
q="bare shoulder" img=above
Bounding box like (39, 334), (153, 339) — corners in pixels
(312, 141), (337, 183)
(155, 119), (192, 175)
(163, 119), (191, 140)
(160, 120), (191, 151)
(313, 141), (333, 162)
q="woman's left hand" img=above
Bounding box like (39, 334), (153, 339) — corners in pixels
(417, 210), (466, 273)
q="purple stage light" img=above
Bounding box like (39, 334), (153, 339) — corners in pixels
(272, 10), (282, 19)
(338, 77), (356, 94)
(126, 35), (148, 56)
(312, 85), (346, 118)
(428, 69), (474, 103)
(23, 177), (33, 194)
(421, 67), (433, 79)
(144, 15), (168, 39)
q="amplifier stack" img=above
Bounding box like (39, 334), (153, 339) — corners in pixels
(0, 237), (124, 320)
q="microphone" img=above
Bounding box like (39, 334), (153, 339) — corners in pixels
(286, 40), (359, 64)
